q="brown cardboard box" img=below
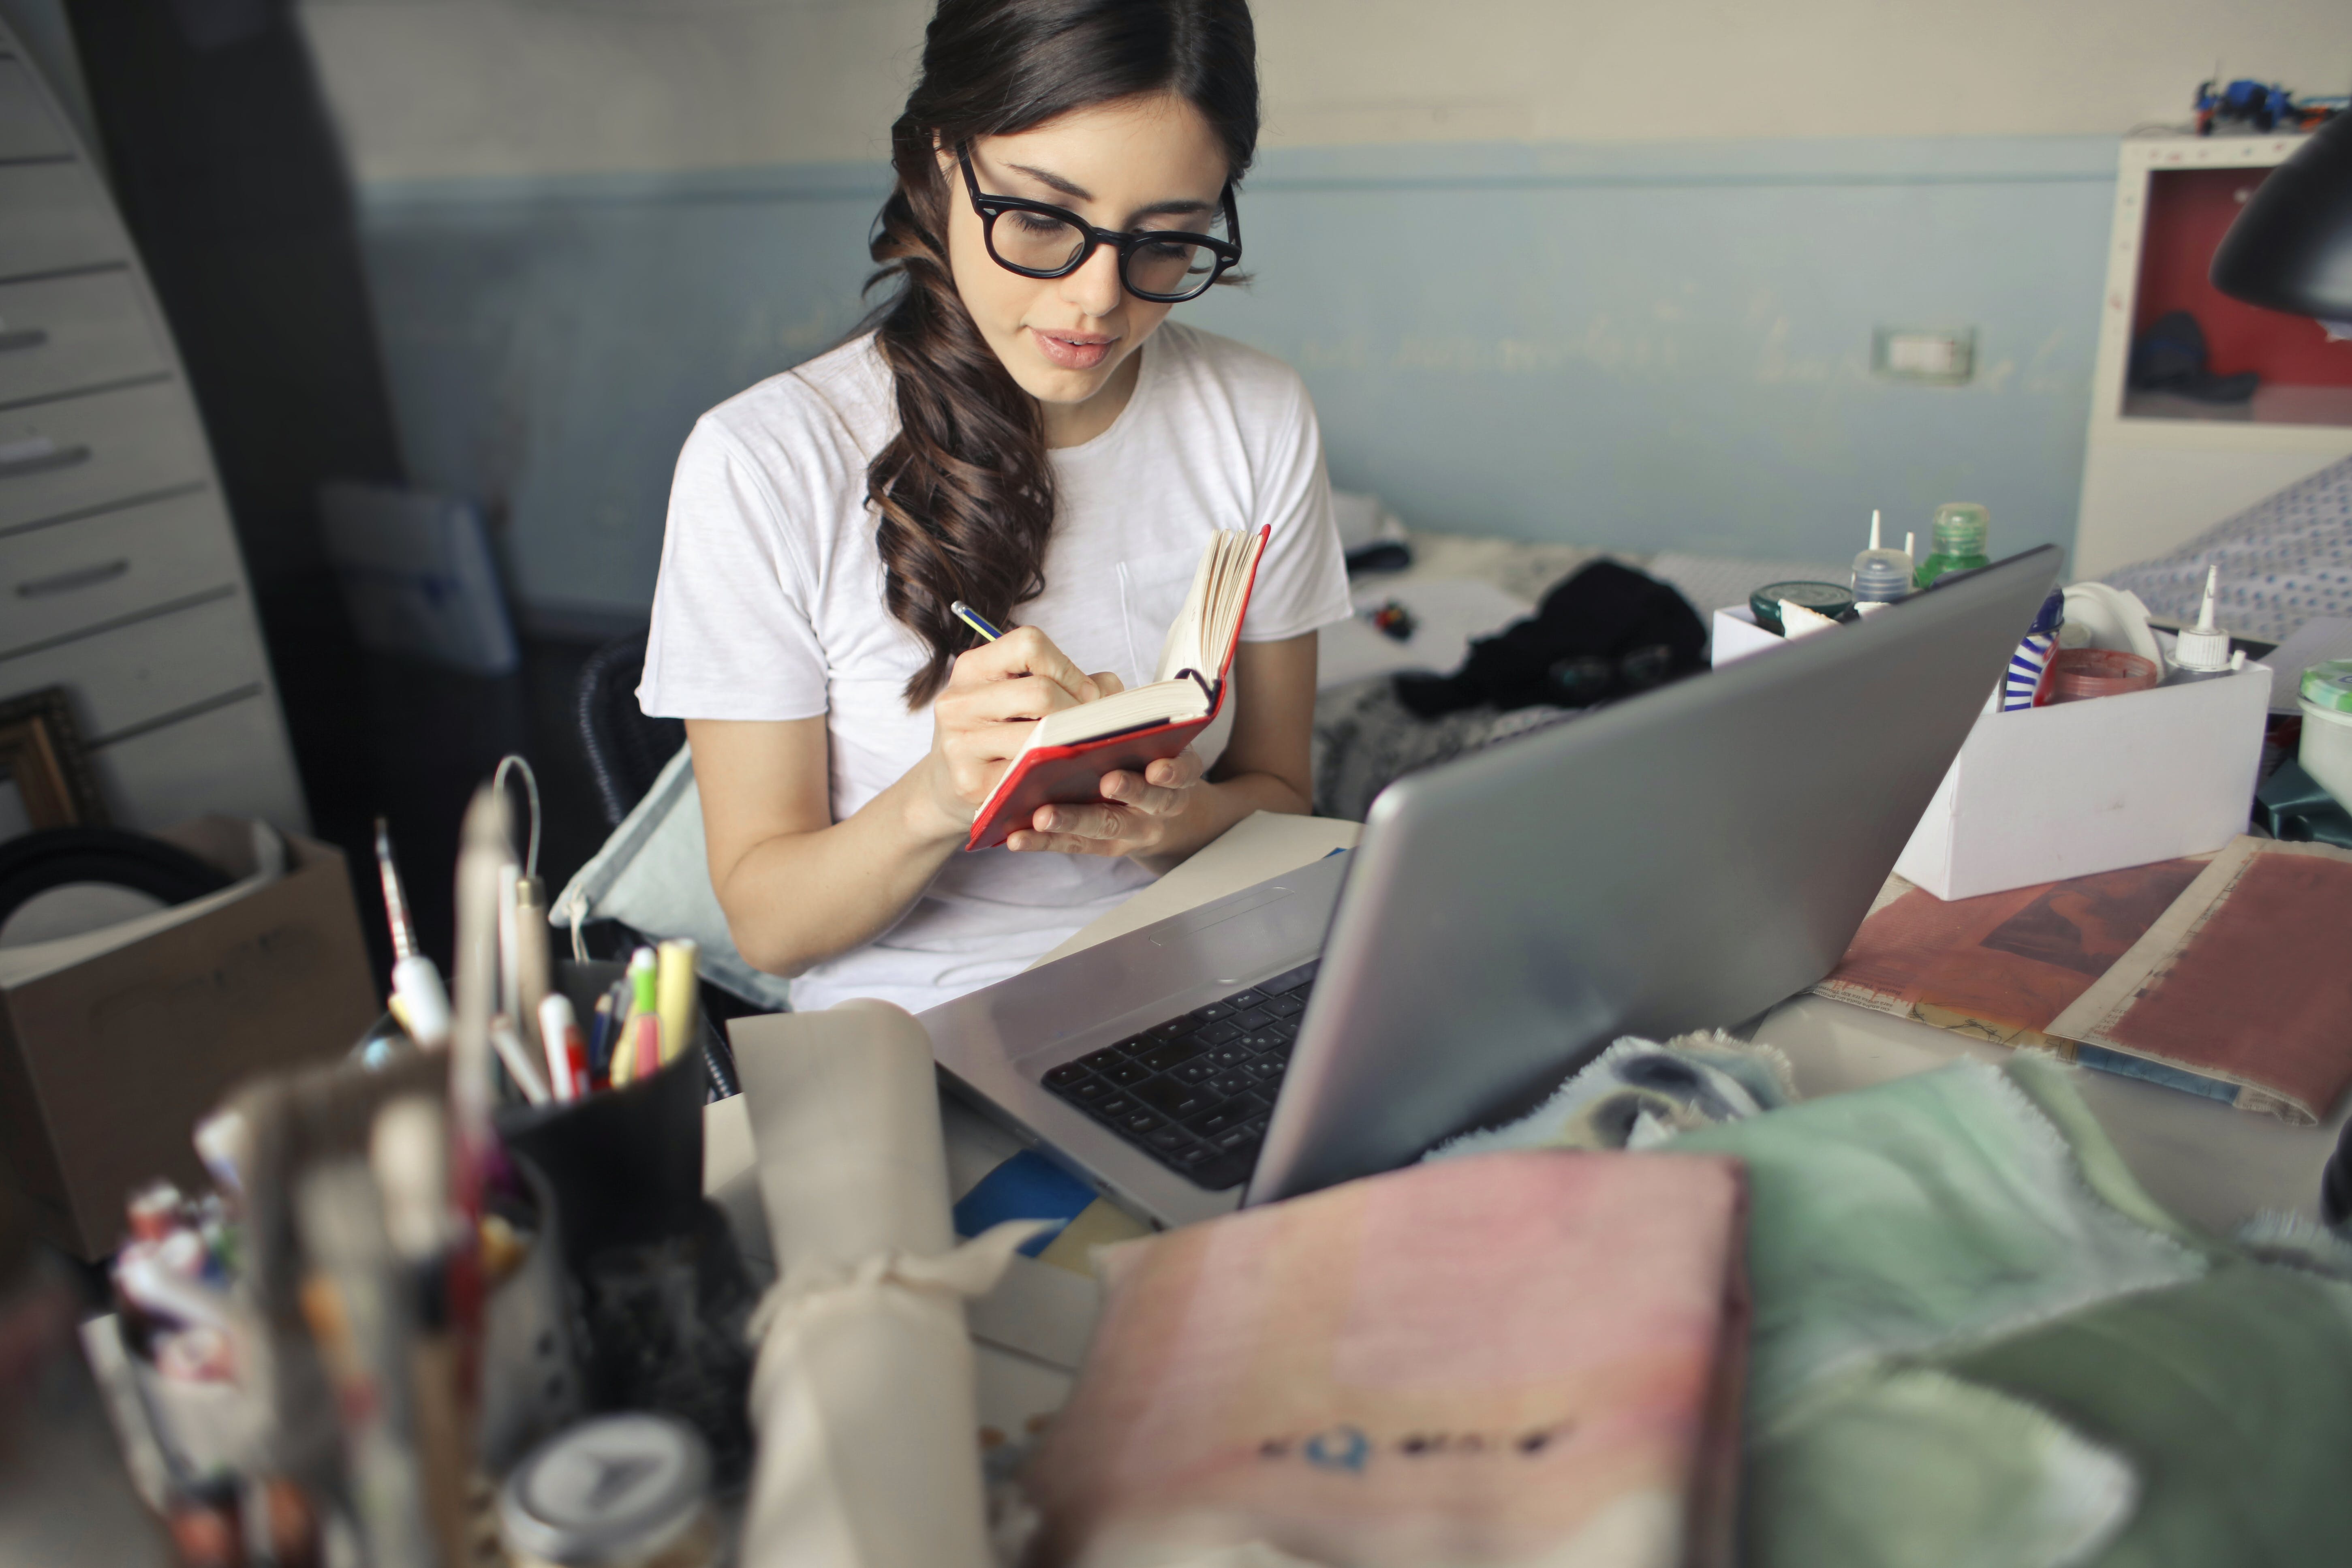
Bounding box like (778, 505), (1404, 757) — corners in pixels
(0, 818), (378, 1257)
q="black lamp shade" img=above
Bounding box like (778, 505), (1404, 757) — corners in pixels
(2210, 112), (2352, 319)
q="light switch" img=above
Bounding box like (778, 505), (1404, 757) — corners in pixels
(1873, 327), (1975, 384)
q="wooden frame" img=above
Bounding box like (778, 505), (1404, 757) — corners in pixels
(0, 687), (108, 829)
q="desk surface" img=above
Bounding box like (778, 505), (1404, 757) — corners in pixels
(711, 811), (2344, 1240)
(1044, 811), (2345, 1236)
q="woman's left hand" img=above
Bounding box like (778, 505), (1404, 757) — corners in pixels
(1005, 750), (1209, 858)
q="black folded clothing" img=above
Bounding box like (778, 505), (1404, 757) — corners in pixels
(2130, 309), (2258, 404)
(1394, 558), (1707, 717)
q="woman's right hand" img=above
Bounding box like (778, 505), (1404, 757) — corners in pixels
(918, 626), (1120, 839)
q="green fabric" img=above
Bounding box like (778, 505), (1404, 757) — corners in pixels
(1673, 1058), (2204, 1418)
(1941, 1259), (2352, 1568)
(1751, 1367), (2136, 1568)
(1996, 1052), (2215, 1253)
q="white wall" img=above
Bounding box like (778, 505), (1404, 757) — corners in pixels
(303, 0), (2352, 183)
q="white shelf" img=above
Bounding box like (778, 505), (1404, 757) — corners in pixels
(2074, 133), (2352, 576)
(2119, 384), (2352, 430)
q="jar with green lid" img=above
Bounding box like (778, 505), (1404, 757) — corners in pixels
(1914, 503), (1991, 588)
(2299, 660), (2352, 813)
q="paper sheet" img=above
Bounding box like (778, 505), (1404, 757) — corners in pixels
(730, 1002), (1016, 1568)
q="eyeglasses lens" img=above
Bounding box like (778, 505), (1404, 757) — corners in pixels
(991, 210), (1088, 275)
(1125, 235), (1213, 298)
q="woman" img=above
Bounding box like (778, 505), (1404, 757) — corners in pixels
(639, 0), (1349, 1014)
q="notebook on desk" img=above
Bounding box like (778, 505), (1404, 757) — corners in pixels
(922, 549), (2065, 1228)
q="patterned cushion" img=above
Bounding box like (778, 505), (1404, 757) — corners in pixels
(1311, 675), (1584, 822)
(2106, 454), (2352, 644)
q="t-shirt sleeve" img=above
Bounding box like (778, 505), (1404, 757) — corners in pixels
(1238, 372), (1352, 643)
(637, 416), (832, 722)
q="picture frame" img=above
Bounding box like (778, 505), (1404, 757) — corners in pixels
(0, 687), (108, 830)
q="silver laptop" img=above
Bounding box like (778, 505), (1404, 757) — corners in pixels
(921, 546), (2062, 1226)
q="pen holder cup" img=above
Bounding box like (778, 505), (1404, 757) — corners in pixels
(496, 963), (756, 1488)
(477, 1158), (586, 1473)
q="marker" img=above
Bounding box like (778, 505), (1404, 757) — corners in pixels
(610, 948), (660, 1087)
(537, 994), (590, 1102)
(588, 992), (616, 1087)
(629, 949), (662, 1080)
(655, 940), (699, 1066)
(949, 600), (1003, 643)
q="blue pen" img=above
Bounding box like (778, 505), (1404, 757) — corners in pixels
(950, 600), (1003, 643)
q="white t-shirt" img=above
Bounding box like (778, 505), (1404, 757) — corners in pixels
(639, 323), (1351, 1014)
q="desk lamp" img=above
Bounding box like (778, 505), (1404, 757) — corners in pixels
(2209, 110), (2352, 323)
(2212, 111), (2352, 1226)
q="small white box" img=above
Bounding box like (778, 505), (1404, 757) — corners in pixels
(1709, 604), (1789, 665)
(1894, 663), (2271, 900)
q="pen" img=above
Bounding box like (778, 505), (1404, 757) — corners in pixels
(950, 600), (1003, 643)
(376, 818), (452, 1049)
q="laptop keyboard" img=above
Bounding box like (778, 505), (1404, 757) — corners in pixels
(1039, 960), (1319, 1192)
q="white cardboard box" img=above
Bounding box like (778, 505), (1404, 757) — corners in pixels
(1709, 604), (1786, 665)
(1895, 663), (2271, 899)
(1711, 603), (2271, 901)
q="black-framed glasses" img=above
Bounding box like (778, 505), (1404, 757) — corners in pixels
(957, 145), (1241, 304)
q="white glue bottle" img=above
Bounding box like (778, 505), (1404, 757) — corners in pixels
(2163, 565), (2243, 685)
(1850, 509), (1914, 614)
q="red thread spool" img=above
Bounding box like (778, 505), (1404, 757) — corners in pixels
(2044, 647), (2160, 704)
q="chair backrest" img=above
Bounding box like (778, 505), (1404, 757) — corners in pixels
(575, 633), (688, 828)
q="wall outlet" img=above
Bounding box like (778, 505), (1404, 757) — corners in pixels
(1873, 327), (1975, 383)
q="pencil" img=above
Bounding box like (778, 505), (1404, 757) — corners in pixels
(950, 600), (1003, 643)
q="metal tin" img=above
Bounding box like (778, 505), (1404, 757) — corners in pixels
(498, 1414), (715, 1568)
(1750, 581), (1856, 634)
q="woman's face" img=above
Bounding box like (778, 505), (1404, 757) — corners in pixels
(941, 92), (1230, 420)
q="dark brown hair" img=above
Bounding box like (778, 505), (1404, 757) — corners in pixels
(865, 0), (1259, 706)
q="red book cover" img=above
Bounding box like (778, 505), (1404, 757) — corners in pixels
(964, 527), (1268, 852)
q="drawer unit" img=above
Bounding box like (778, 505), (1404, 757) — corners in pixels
(90, 690), (307, 832)
(0, 19), (309, 838)
(1, 489), (242, 652)
(0, 57), (69, 162)
(0, 269), (167, 405)
(0, 161), (122, 278)
(0, 379), (209, 529)
(0, 587), (269, 742)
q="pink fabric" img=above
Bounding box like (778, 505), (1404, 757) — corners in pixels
(1022, 1151), (1749, 1568)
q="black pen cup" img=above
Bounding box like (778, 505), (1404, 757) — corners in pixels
(494, 961), (756, 1488)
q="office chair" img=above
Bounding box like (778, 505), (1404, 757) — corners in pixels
(576, 632), (687, 828)
(573, 631), (748, 1097)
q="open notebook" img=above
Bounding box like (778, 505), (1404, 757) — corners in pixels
(965, 526), (1269, 851)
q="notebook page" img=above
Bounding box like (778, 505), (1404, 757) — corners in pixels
(1152, 538), (1222, 684)
(1025, 676), (1212, 750)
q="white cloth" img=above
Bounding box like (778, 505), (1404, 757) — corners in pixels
(640, 323), (1351, 1013)
(732, 1002), (1038, 1568)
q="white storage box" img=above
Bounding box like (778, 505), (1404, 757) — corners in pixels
(1712, 602), (2271, 900)
(1895, 663), (2271, 900)
(1709, 605), (1786, 665)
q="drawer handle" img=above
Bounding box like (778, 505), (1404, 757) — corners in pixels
(0, 328), (47, 353)
(0, 434), (90, 476)
(17, 558), (129, 598)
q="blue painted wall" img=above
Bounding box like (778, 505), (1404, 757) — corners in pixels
(355, 135), (2117, 623)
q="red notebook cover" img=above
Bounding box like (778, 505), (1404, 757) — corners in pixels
(964, 527), (1269, 852)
